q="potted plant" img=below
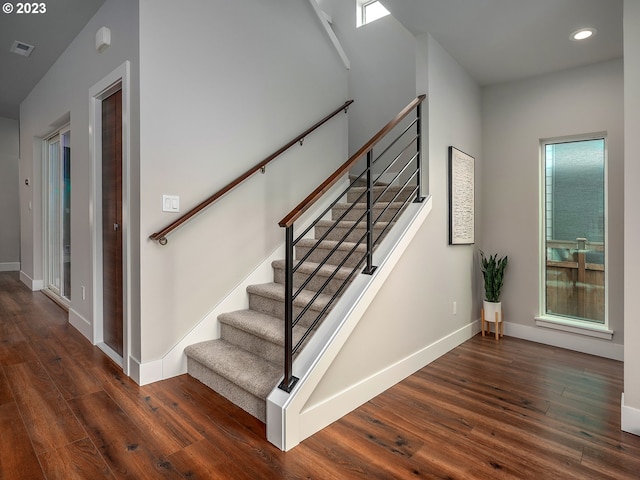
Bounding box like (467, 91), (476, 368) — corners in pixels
(480, 251), (508, 328)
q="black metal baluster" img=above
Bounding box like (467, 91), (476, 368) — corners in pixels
(279, 225), (298, 392)
(415, 102), (426, 203)
(363, 150), (377, 275)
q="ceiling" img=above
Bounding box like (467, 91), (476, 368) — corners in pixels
(0, 0), (624, 120)
(0, 0), (105, 119)
(382, 0), (623, 86)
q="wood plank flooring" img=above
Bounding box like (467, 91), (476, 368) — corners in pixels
(1, 271), (639, 479)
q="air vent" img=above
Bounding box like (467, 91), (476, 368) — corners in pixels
(10, 40), (35, 57)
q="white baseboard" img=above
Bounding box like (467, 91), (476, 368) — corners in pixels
(69, 308), (92, 341)
(296, 319), (474, 448)
(20, 271), (44, 291)
(504, 321), (623, 361)
(0, 262), (20, 272)
(130, 356), (164, 386)
(267, 197), (433, 451)
(622, 393), (640, 437)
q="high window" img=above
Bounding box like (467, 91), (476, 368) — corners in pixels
(357, 0), (390, 27)
(541, 136), (606, 325)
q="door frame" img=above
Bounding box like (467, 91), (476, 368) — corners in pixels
(42, 125), (71, 306)
(89, 61), (131, 375)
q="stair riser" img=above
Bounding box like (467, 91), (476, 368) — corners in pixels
(332, 204), (405, 222)
(248, 292), (328, 329)
(347, 187), (416, 204)
(187, 358), (266, 422)
(314, 223), (389, 243)
(272, 264), (352, 296)
(220, 323), (282, 366)
(296, 243), (365, 269)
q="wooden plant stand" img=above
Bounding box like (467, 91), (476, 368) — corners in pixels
(481, 308), (503, 340)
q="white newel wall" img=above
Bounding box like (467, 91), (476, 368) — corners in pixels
(623, 0), (640, 436)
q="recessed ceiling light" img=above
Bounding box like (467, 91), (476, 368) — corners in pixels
(571, 28), (597, 41)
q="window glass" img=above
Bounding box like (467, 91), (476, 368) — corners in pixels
(358, 1), (390, 27)
(543, 138), (605, 323)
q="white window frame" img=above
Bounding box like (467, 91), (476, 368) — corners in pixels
(536, 133), (613, 339)
(356, 0), (390, 28)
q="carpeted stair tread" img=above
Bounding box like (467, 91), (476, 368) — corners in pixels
(186, 170), (414, 423)
(271, 258), (353, 281)
(185, 339), (281, 400)
(315, 218), (393, 231)
(219, 309), (305, 346)
(347, 185), (416, 203)
(333, 200), (408, 211)
(247, 282), (333, 311)
(296, 237), (366, 253)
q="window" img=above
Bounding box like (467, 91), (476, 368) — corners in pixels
(541, 136), (606, 326)
(44, 127), (71, 303)
(357, 0), (390, 27)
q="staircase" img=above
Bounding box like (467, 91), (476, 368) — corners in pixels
(184, 180), (412, 422)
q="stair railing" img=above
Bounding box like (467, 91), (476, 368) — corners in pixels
(149, 100), (353, 245)
(278, 95), (427, 392)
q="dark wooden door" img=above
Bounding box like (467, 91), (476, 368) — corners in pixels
(102, 90), (123, 357)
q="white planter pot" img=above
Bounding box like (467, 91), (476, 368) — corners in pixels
(483, 300), (502, 323)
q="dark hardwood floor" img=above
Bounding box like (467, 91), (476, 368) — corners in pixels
(1, 270), (639, 479)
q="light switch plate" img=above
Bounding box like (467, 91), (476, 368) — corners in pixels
(163, 195), (180, 213)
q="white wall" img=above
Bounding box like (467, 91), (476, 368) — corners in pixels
(318, 0), (417, 158)
(623, 0), (640, 435)
(19, 0), (140, 328)
(0, 117), (20, 269)
(138, 0), (348, 362)
(300, 33), (482, 415)
(482, 59), (624, 355)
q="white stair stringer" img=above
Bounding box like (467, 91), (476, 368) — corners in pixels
(266, 196), (434, 451)
(158, 176), (349, 382)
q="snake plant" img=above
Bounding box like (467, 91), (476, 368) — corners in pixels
(480, 251), (508, 303)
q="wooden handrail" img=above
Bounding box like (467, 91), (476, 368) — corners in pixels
(149, 100), (354, 244)
(279, 95), (426, 228)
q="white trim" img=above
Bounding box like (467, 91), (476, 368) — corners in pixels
(20, 271), (43, 291)
(538, 133), (609, 329)
(535, 315), (613, 340)
(307, 0), (350, 70)
(504, 320), (622, 361)
(267, 196), (432, 451)
(69, 308), (93, 341)
(622, 393), (640, 437)
(298, 320), (474, 446)
(97, 342), (123, 368)
(130, 357), (164, 386)
(89, 61), (132, 376)
(0, 262), (20, 272)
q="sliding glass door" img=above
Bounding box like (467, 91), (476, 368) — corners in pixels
(45, 128), (71, 302)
